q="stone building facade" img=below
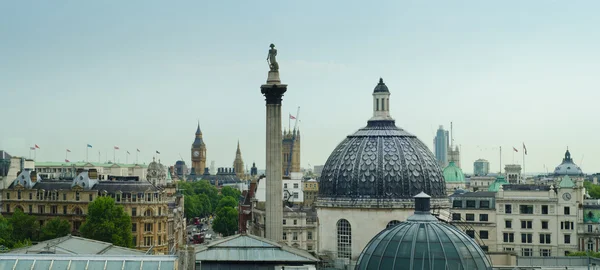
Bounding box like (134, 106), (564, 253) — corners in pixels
(1, 167), (183, 255)
(302, 179), (318, 207)
(282, 129), (300, 177)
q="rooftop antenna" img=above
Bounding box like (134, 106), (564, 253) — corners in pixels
(580, 154), (585, 167)
(450, 121), (454, 149)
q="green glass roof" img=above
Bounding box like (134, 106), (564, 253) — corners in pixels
(559, 175), (575, 188)
(488, 175), (508, 192)
(443, 162), (465, 183)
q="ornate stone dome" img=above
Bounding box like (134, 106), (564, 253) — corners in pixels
(318, 79), (446, 202)
(443, 161), (465, 183)
(554, 149), (583, 176)
(356, 193), (492, 270)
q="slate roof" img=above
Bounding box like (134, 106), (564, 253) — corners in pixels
(195, 234), (318, 263)
(8, 235), (145, 255)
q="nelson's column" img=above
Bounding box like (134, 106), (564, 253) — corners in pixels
(261, 44), (285, 242)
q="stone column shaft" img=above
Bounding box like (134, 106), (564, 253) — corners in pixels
(261, 76), (286, 242)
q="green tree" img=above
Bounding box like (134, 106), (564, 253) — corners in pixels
(584, 181), (600, 199)
(198, 194), (212, 217)
(221, 186), (241, 200)
(212, 206), (238, 237)
(0, 216), (14, 247)
(178, 180), (220, 214)
(184, 195), (202, 220)
(40, 218), (71, 241)
(80, 196), (133, 248)
(10, 208), (39, 242)
(216, 196), (238, 213)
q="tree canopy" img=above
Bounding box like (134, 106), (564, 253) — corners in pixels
(80, 196), (133, 248)
(217, 196), (238, 213)
(40, 218), (71, 241)
(221, 186), (241, 200)
(178, 180), (219, 219)
(584, 181), (600, 199)
(10, 208), (39, 243)
(212, 206), (238, 237)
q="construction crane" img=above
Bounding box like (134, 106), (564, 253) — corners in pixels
(285, 106), (300, 177)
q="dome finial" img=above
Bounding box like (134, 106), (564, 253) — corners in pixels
(379, 77), (384, 84)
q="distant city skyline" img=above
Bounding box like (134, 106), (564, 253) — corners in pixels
(2, 1), (600, 173)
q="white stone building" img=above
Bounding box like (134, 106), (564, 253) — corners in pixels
(254, 172), (304, 204)
(495, 179), (584, 257)
(34, 161), (148, 181)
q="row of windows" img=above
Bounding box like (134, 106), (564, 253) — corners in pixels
(503, 220), (574, 230)
(131, 207), (163, 217)
(7, 191), (92, 202)
(4, 204), (83, 215)
(282, 231), (313, 241)
(502, 232), (570, 244)
(452, 213), (488, 222)
(6, 191), (165, 203)
(283, 183), (300, 189)
(503, 204), (570, 215)
(452, 200), (491, 209)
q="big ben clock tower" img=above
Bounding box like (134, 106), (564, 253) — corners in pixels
(191, 122), (206, 173)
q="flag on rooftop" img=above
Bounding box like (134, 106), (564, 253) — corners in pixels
(87, 144), (92, 148)
(156, 151), (160, 154)
(35, 144), (40, 149)
(65, 159), (70, 162)
(30, 147), (35, 150)
(523, 143), (527, 155)
(66, 149), (71, 152)
(513, 147), (518, 152)
(137, 149), (140, 152)
(114, 146), (119, 150)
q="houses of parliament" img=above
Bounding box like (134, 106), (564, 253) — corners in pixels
(190, 123), (300, 179)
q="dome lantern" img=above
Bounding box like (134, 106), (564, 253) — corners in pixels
(370, 78), (393, 122)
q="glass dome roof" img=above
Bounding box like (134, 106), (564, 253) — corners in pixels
(356, 193), (492, 270)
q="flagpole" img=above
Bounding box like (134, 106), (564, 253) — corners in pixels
(499, 146), (502, 174)
(113, 148), (115, 163)
(29, 148), (32, 159)
(65, 150), (67, 161)
(98, 151), (100, 163)
(136, 151), (138, 164)
(86, 146), (88, 162)
(126, 152), (129, 164)
(34, 149), (37, 161)
(522, 144), (525, 174)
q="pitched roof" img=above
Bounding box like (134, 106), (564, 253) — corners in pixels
(8, 235), (145, 255)
(559, 175), (575, 188)
(195, 234), (318, 263)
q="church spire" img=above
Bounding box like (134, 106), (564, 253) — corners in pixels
(196, 121), (202, 136)
(237, 140), (241, 154)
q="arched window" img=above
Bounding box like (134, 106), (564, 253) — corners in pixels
(337, 219), (351, 259)
(15, 205), (24, 212)
(145, 209), (153, 217)
(386, 220), (401, 229)
(73, 207), (83, 215)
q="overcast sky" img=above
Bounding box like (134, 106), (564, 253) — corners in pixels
(2, 1), (599, 174)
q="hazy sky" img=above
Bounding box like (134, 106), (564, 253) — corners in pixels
(2, 1), (600, 174)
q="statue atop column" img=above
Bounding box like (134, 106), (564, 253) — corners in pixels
(267, 44), (279, 72)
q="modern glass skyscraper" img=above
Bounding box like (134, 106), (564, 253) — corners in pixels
(434, 125), (449, 167)
(474, 159), (490, 176)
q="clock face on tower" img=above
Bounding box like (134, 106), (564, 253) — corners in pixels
(563, 193), (572, 201)
(193, 150), (200, 157)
